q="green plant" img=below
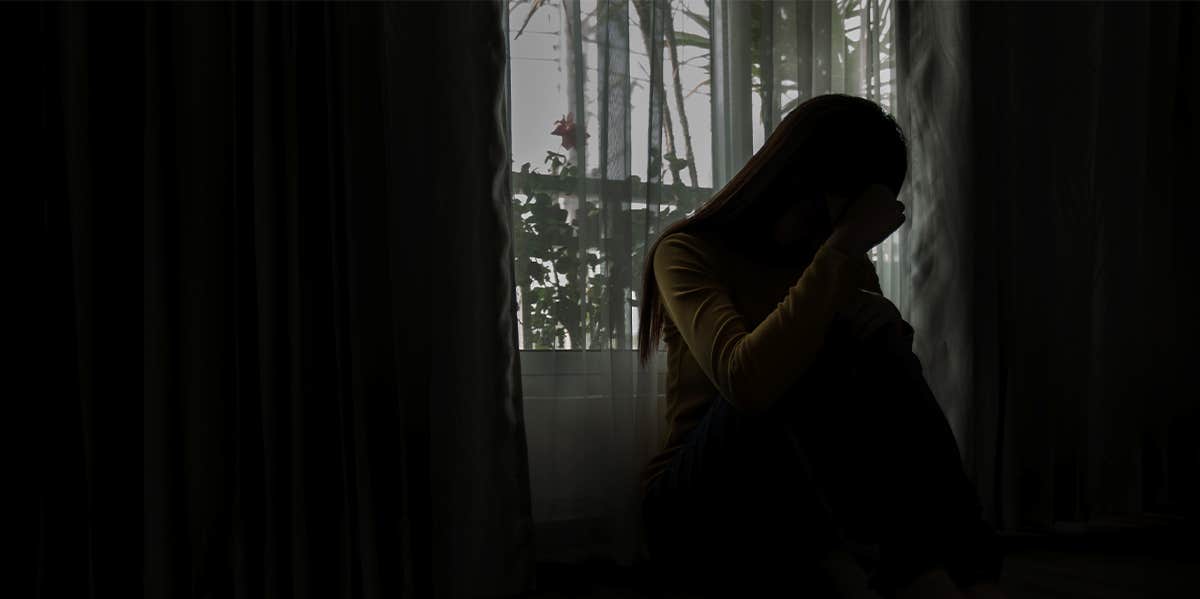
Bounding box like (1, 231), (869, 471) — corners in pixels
(511, 151), (615, 349)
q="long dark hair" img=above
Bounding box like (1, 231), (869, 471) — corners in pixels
(637, 93), (908, 366)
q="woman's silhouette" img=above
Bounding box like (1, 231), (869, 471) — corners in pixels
(638, 94), (1005, 599)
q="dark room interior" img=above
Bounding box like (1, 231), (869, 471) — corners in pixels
(28, 0), (1200, 597)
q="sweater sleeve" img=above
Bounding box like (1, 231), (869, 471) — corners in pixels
(851, 255), (917, 346)
(853, 255), (916, 336)
(653, 232), (863, 414)
(859, 254), (883, 294)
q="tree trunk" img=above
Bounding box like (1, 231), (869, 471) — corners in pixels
(631, 0), (680, 185)
(663, 13), (699, 188)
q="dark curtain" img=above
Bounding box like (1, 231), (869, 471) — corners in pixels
(40, 2), (536, 597)
(898, 0), (1200, 533)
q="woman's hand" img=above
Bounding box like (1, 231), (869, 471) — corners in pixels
(828, 184), (905, 255)
(840, 289), (908, 342)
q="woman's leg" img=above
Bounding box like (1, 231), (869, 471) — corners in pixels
(643, 393), (845, 597)
(775, 326), (1003, 594)
(862, 330), (1002, 591)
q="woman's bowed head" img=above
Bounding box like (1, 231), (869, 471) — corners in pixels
(638, 93), (910, 366)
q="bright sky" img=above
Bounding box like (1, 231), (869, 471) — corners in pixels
(508, 0), (895, 190)
(508, 0), (716, 188)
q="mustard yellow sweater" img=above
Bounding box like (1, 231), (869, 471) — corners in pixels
(640, 230), (884, 496)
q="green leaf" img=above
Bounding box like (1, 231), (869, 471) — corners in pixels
(671, 31), (710, 50)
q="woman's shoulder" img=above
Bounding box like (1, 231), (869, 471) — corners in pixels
(657, 229), (726, 256)
(654, 229), (739, 284)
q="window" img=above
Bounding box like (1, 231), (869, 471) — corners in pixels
(507, 0), (897, 350)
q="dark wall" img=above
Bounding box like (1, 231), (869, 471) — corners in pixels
(968, 2), (1200, 530)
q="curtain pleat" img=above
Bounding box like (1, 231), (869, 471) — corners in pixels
(896, 0), (1200, 532)
(40, 1), (536, 597)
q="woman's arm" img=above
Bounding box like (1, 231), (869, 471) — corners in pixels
(859, 254), (882, 293)
(843, 257), (915, 343)
(654, 232), (863, 414)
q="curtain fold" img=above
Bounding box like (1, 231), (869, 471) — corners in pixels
(896, 0), (1200, 533)
(966, 0), (1200, 532)
(508, 0), (902, 566)
(892, 0), (974, 490)
(43, 1), (535, 597)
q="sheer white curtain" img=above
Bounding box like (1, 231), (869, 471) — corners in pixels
(505, 0), (903, 565)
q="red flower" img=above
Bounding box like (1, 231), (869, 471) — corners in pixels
(551, 112), (589, 151)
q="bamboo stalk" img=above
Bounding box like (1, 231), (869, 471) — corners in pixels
(663, 6), (700, 189)
(632, 0), (680, 185)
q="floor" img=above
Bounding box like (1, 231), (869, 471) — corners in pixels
(514, 530), (1199, 598)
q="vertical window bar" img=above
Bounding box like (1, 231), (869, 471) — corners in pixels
(644, 0), (667, 260)
(794, 0), (813, 107)
(567, 0), (588, 349)
(710, 0), (727, 186)
(867, 0), (877, 100)
(598, 0), (633, 350)
(761, 0), (777, 134)
(812, 0), (831, 94)
(711, 0), (754, 188)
